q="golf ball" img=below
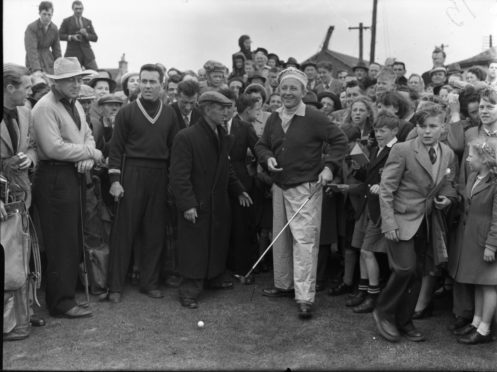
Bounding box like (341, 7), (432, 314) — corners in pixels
(197, 321), (204, 328)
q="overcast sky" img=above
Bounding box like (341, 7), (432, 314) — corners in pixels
(4, 0), (497, 76)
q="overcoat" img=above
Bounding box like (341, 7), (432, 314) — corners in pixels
(24, 20), (61, 74)
(450, 172), (497, 285)
(1, 106), (38, 208)
(170, 117), (244, 279)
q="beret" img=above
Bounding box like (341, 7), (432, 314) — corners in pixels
(430, 66), (447, 76)
(198, 91), (233, 106)
(120, 71), (139, 86)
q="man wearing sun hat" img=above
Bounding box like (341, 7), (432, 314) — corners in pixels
(170, 91), (252, 309)
(32, 56), (102, 318)
(255, 67), (347, 319)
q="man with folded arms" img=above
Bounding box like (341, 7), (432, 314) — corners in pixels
(32, 57), (102, 318)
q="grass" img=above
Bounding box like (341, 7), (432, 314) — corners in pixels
(3, 272), (497, 370)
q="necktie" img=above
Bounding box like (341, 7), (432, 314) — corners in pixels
(77, 17), (82, 28)
(429, 147), (437, 164)
(3, 108), (19, 153)
(183, 114), (190, 127)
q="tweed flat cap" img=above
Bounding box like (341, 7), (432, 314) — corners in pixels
(198, 91), (233, 106)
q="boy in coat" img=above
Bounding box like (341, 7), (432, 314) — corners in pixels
(374, 105), (458, 342)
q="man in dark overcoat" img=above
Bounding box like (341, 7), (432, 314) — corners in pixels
(170, 91), (252, 309)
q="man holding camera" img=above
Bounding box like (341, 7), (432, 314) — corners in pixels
(59, 1), (98, 70)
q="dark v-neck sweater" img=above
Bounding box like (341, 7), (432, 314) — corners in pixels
(108, 98), (179, 182)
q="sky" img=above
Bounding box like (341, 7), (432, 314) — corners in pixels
(3, 0), (497, 76)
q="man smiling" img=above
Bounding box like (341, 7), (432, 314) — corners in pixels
(255, 67), (347, 319)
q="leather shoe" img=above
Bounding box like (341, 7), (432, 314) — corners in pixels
(180, 297), (198, 309)
(372, 309), (400, 342)
(412, 301), (434, 320)
(353, 295), (376, 313)
(399, 323), (426, 342)
(30, 315), (46, 327)
(298, 303), (313, 320)
(108, 292), (122, 303)
(262, 287), (295, 298)
(141, 289), (164, 299)
(3, 329), (29, 341)
(346, 290), (367, 307)
(457, 329), (493, 345)
(328, 282), (354, 296)
(448, 316), (472, 332)
(453, 323), (476, 336)
(60, 305), (92, 319)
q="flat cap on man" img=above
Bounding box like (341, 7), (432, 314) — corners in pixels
(98, 93), (124, 106)
(78, 84), (96, 100)
(198, 91), (233, 106)
(203, 60), (227, 74)
(430, 66), (447, 76)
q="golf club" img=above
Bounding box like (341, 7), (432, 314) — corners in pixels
(236, 183), (323, 284)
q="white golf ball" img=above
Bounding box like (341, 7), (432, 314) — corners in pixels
(197, 321), (204, 328)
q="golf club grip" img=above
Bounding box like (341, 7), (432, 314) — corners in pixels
(245, 184), (322, 278)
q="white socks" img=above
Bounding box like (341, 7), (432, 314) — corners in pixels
(477, 322), (491, 336)
(471, 316), (482, 328)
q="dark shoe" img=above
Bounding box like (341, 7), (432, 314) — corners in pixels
(328, 282), (354, 296)
(457, 329), (493, 345)
(30, 315), (46, 327)
(108, 292), (122, 303)
(165, 275), (182, 288)
(207, 281), (234, 290)
(262, 287), (295, 298)
(315, 282), (326, 292)
(353, 295), (376, 313)
(399, 322), (426, 342)
(233, 274), (255, 285)
(180, 297), (198, 309)
(453, 323), (476, 336)
(60, 305), (93, 319)
(448, 316), (472, 332)
(3, 329), (29, 341)
(141, 289), (164, 299)
(298, 303), (313, 320)
(412, 301), (434, 320)
(346, 290), (367, 307)
(372, 309), (401, 342)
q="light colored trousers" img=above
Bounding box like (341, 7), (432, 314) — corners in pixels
(272, 182), (323, 304)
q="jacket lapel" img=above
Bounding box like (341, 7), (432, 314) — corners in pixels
(413, 137), (433, 180)
(471, 174), (492, 198)
(0, 118), (14, 154)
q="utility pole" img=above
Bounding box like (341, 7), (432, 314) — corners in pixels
(349, 22), (371, 61)
(370, 0), (378, 63)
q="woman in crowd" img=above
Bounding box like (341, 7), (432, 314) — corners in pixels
(318, 91), (342, 122)
(120, 71), (139, 103)
(408, 73), (425, 94)
(465, 66), (487, 85)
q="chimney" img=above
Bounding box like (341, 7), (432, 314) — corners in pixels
(322, 26), (335, 52)
(118, 53), (128, 75)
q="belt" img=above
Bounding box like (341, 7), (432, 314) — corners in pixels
(40, 160), (75, 167)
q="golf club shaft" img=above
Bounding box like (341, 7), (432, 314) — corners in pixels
(244, 184), (322, 279)
(79, 173), (90, 306)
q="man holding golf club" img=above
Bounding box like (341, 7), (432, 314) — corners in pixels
(255, 67), (347, 319)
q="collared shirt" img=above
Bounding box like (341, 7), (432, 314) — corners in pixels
(277, 101), (306, 133)
(423, 142), (441, 181)
(226, 117), (233, 135)
(378, 137), (398, 155)
(483, 127), (497, 137)
(51, 86), (81, 130)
